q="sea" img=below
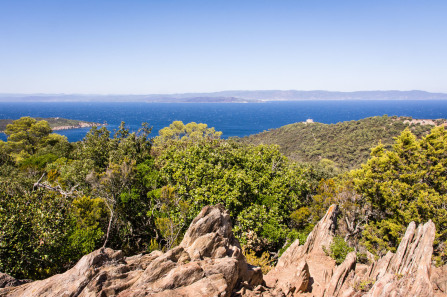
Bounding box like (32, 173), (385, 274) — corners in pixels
(1, 100), (447, 142)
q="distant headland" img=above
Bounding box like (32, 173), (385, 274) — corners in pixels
(1, 90), (447, 102)
(0, 117), (104, 132)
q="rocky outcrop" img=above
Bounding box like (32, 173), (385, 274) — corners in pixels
(0, 204), (262, 297)
(264, 204), (339, 296)
(1, 204), (445, 297)
(0, 249), (126, 297)
(323, 251), (356, 297)
(120, 205), (262, 297)
(364, 220), (436, 297)
(248, 206), (444, 297)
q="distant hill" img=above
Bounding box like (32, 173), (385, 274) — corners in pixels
(189, 90), (447, 101)
(241, 115), (447, 170)
(0, 94), (259, 103)
(1, 90), (446, 102)
(0, 117), (103, 132)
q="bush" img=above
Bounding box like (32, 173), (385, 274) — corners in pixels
(324, 236), (354, 264)
(243, 248), (273, 274)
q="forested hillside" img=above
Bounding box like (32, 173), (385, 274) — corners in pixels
(242, 115), (447, 170)
(0, 116), (445, 281)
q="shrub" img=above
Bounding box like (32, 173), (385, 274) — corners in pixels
(243, 248), (273, 274)
(325, 236), (354, 264)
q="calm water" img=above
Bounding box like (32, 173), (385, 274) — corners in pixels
(1, 100), (447, 142)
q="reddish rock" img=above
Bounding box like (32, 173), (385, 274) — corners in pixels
(364, 220), (437, 297)
(324, 252), (356, 297)
(431, 265), (447, 297)
(265, 204), (339, 296)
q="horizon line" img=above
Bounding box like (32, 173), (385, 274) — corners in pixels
(1, 89), (446, 96)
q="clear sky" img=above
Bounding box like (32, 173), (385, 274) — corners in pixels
(1, 0), (446, 94)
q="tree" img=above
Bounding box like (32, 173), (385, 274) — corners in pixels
(1, 117), (53, 162)
(153, 121), (222, 149)
(78, 126), (111, 170)
(353, 128), (447, 261)
(310, 178), (372, 246)
(156, 138), (309, 253)
(109, 122), (153, 164)
(0, 180), (73, 279)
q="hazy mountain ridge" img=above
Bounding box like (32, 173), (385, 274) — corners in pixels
(1, 90), (447, 102)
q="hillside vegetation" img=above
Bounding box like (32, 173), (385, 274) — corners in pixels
(0, 117), (446, 280)
(242, 115), (447, 170)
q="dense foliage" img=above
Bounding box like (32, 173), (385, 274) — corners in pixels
(353, 128), (447, 263)
(242, 115), (445, 170)
(156, 138), (309, 251)
(0, 116), (446, 279)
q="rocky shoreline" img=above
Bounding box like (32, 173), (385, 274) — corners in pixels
(51, 121), (104, 131)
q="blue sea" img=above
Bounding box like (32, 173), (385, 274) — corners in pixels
(1, 100), (447, 142)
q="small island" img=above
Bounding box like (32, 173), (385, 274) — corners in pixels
(0, 117), (104, 132)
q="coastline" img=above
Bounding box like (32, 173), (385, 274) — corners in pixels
(51, 121), (105, 131)
(0, 117), (105, 133)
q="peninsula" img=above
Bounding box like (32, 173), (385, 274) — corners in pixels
(0, 117), (104, 132)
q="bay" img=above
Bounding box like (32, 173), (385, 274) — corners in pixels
(1, 100), (447, 142)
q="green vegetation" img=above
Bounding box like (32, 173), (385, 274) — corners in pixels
(243, 248), (273, 274)
(0, 116), (446, 279)
(324, 236), (354, 264)
(352, 128), (447, 260)
(242, 115), (445, 170)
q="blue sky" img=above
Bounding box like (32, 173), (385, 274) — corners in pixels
(1, 0), (446, 94)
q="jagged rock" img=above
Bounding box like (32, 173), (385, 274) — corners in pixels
(264, 258), (310, 295)
(261, 206), (444, 297)
(265, 204), (339, 296)
(323, 252), (356, 297)
(366, 251), (393, 281)
(364, 220), (436, 297)
(0, 204), (262, 297)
